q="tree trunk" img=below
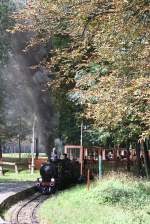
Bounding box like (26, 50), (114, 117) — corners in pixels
(135, 142), (141, 176)
(141, 139), (150, 179)
(18, 135), (21, 160)
(35, 137), (39, 159)
(126, 146), (131, 172)
(0, 142), (2, 160)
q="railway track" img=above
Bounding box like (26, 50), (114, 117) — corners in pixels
(9, 193), (49, 224)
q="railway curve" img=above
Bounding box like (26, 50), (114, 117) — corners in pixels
(6, 193), (49, 224)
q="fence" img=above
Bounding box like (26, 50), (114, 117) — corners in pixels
(64, 145), (150, 176)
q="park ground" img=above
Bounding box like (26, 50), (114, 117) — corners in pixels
(39, 174), (150, 224)
(0, 153), (42, 182)
(1, 154), (150, 224)
(0, 169), (39, 182)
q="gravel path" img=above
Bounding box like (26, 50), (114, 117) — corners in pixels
(0, 182), (35, 224)
(0, 182), (35, 205)
(5, 193), (49, 224)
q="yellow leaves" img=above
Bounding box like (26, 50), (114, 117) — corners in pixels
(79, 72), (150, 130)
(11, 0), (150, 135)
(48, 3), (59, 12)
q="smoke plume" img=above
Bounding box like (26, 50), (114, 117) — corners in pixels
(2, 1), (59, 157)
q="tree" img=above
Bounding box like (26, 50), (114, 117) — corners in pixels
(12, 0), (150, 147)
(0, 2), (11, 139)
(0, 1), (22, 143)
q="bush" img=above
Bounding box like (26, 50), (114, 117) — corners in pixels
(87, 179), (150, 208)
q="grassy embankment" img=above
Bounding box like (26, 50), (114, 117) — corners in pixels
(39, 174), (150, 224)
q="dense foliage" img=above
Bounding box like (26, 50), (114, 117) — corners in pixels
(13, 0), (150, 146)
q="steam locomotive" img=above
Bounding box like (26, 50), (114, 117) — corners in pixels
(37, 154), (81, 194)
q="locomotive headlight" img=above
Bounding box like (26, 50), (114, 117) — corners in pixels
(51, 178), (55, 182)
(38, 177), (42, 182)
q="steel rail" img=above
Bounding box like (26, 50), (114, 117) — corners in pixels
(10, 193), (48, 224)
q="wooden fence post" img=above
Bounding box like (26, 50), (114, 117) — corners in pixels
(0, 165), (3, 176)
(15, 164), (19, 174)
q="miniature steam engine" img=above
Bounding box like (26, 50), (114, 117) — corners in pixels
(37, 155), (80, 194)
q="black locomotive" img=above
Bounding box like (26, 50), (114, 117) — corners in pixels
(37, 155), (80, 194)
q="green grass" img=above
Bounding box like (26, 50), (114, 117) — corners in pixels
(39, 174), (150, 224)
(1, 153), (47, 165)
(3, 153), (31, 158)
(2, 153), (47, 159)
(0, 170), (39, 182)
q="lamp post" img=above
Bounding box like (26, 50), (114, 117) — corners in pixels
(80, 121), (83, 176)
(80, 121), (83, 147)
(31, 115), (37, 174)
(80, 121), (87, 176)
(80, 100), (85, 176)
(18, 116), (22, 160)
(0, 140), (3, 176)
